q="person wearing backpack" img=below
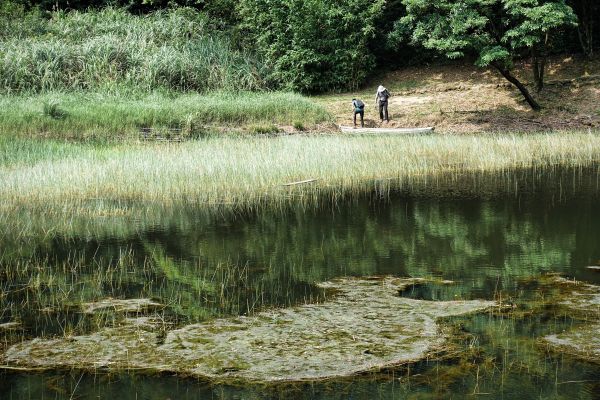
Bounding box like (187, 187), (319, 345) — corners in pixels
(375, 85), (390, 123)
(352, 98), (365, 128)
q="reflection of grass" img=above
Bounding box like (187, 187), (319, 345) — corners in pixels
(397, 277), (598, 398)
(0, 245), (276, 339)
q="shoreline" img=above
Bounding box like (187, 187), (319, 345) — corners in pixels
(1, 132), (600, 213)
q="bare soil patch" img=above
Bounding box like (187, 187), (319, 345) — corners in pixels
(318, 55), (600, 133)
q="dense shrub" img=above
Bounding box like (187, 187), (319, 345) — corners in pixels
(238, 0), (385, 93)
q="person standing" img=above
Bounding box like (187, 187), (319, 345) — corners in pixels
(375, 85), (390, 123)
(352, 98), (365, 128)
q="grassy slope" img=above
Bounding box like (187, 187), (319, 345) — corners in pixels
(0, 8), (333, 138)
(316, 55), (600, 133)
(0, 91), (332, 139)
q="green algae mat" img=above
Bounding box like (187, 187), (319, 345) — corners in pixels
(2, 277), (495, 382)
(543, 277), (600, 363)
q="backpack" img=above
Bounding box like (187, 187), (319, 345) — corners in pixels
(354, 99), (365, 109)
(378, 89), (390, 101)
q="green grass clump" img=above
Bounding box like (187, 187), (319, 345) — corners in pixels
(0, 7), (265, 93)
(292, 121), (305, 131)
(249, 124), (279, 135)
(42, 99), (67, 119)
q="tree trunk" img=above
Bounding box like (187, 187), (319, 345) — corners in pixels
(577, 17), (593, 58)
(492, 63), (541, 111)
(574, 0), (594, 58)
(532, 34), (548, 93)
(539, 57), (545, 92)
(532, 54), (546, 93)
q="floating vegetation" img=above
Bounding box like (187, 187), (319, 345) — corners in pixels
(80, 298), (164, 315)
(2, 277), (495, 382)
(543, 277), (600, 363)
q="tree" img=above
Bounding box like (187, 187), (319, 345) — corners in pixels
(393, 0), (577, 110)
(238, 0), (385, 93)
(568, 0), (598, 58)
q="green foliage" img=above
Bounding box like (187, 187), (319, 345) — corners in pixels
(292, 121), (305, 131)
(393, 0), (577, 109)
(0, 1), (46, 40)
(0, 7), (265, 93)
(238, 0), (385, 93)
(249, 124), (279, 135)
(395, 0), (577, 70)
(503, 0), (578, 56)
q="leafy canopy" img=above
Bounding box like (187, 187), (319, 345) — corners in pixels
(394, 0), (577, 70)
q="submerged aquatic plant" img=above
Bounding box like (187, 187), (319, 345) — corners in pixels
(1, 277), (495, 382)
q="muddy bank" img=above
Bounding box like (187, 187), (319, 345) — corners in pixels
(2, 277), (494, 382)
(543, 277), (600, 363)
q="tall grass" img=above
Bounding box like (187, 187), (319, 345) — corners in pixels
(1, 132), (600, 212)
(0, 7), (265, 93)
(0, 92), (332, 139)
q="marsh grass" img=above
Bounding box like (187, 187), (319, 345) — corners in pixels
(0, 91), (332, 139)
(0, 8), (265, 93)
(1, 132), (600, 212)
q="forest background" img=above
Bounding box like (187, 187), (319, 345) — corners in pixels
(1, 0), (597, 96)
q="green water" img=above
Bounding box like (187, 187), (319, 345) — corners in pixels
(1, 166), (600, 399)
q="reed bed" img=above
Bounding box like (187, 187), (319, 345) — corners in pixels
(1, 132), (600, 212)
(0, 7), (265, 93)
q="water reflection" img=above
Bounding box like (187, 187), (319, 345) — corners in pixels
(1, 166), (600, 398)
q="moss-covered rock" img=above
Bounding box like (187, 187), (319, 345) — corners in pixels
(2, 277), (494, 382)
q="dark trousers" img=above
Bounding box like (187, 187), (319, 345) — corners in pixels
(353, 110), (364, 127)
(378, 101), (389, 122)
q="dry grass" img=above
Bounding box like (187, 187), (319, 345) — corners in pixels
(1, 132), (600, 214)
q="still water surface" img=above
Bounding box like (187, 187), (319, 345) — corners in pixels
(1, 167), (600, 398)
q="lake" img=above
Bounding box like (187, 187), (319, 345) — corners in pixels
(1, 166), (600, 399)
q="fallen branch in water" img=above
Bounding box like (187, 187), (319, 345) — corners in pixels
(282, 179), (318, 186)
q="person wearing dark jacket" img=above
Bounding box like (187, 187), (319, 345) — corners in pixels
(375, 85), (390, 123)
(352, 98), (365, 128)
